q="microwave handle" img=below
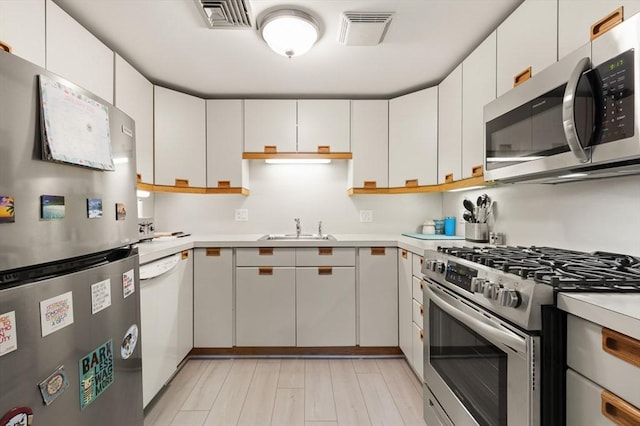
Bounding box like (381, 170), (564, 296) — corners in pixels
(562, 56), (592, 163)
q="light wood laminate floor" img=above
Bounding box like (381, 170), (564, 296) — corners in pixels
(144, 358), (426, 426)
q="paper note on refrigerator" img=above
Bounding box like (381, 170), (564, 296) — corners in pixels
(40, 291), (74, 337)
(0, 310), (18, 356)
(91, 279), (112, 314)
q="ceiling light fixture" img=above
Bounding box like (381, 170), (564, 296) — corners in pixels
(260, 9), (319, 58)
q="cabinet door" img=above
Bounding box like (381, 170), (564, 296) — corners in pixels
(45, 0), (113, 102)
(154, 86), (206, 187)
(398, 249), (413, 357)
(244, 99), (297, 153)
(438, 64), (463, 183)
(559, 1), (640, 59)
(412, 322), (424, 381)
(496, 0), (558, 97)
(0, 0), (45, 67)
(207, 100), (247, 189)
(462, 32), (496, 179)
(349, 100), (389, 189)
(296, 267), (356, 346)
(297, 99), (350, 152)
(177, 250), (194, 362)
(115, 55), (154, 184)
(236, 267), (296, 346)
(389, 87), (438, 187)
(194, 248), (233, 348)
(358, 247), (398, 346)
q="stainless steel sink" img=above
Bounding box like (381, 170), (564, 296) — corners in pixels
(258, 234), (336, 241)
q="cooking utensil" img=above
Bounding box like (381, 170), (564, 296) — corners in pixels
(463, 211), (473, 222)
(463, 198), (475, 213)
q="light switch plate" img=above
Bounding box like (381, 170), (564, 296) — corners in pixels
(235, 209), (248, 221)
(359, 210), (373, 223)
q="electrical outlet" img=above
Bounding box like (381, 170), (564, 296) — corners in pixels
(235, 209), (248, 221)
(459, 209), (466, 224)
(359, 210), (373, 223)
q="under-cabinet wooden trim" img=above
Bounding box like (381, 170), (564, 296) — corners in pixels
(242, 152), (352, 160)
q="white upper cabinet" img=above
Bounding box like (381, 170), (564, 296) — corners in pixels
(0, 0), (45, 67)
(462, 31), (497, 179)
(438, 64), (463, 184)
(154, 86), (206, 187)
(114, 55), (154, 184)
(389, 87), (438, 187)
(244, 100), (297, 153)
(207, 100), (248, 189)
(559, 1), (640, 59)
(496, 0), (558, 97)
(45, 0), (113, 103)
(297, 100), (350, 153)
(348, 100), (389, 189)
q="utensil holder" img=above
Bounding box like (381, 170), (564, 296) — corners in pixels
(465, 223), (489, 242)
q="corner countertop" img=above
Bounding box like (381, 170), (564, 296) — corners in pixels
(135, 233), (470, 265)
(557, 293), (640, 340)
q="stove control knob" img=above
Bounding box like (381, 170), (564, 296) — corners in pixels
(498, 289), (521, 308)
(436, 261), (446, 274)
(483, 282), (500, 300)
(470, 277), (486, 293)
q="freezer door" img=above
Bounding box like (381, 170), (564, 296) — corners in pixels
(0, 251), (142, 425)
(0, 51), (138, 271)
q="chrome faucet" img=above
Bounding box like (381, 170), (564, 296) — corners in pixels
(318, 220), (323, 237)
(295, 218), (301, 238)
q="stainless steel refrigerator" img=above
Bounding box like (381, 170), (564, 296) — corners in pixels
(0, 50), (143, 425)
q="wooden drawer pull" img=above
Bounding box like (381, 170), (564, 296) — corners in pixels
(420, 304), (424, 316)
(206, 248), (221, 256)
(419, 329), (424, 341)
(591, 7), (624, 40)
(264, 145), (277, 153)
(444, 173), (454, 183)
(514, 67), (532, 87)
(175, 178), (189, 187)
(420, 281), (424, 291)
(363, 181), (377, 189)
(318, 267), (332, 275)
(401, 249), (408, 259)
(419, 256), (423, 264)
(602, 390), (640, 425)
(217, 181), (231, 189)
(405, 179), (418, 187)
(602, 327), (640, 368)
(259, 267), (273, 275)
(259, 248), (274, 256)
(317, 145), (330, 154)
(371, 247), (386, 256)
(0, 41), (12, 53)
(181, 250), (189, 260)
(319, 247), (333, 256)
(471, 165), (483, 177)
(136, 173), (142, 183)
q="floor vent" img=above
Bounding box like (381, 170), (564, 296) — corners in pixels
(338, 12), (394, 46)
(194, 0), (253, 29)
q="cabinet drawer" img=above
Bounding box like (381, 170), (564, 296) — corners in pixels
(412, 321), (424, 380)
(567, 314), (640, 408)
(295, 247), (356, 266)
(412, 253), (424, 277)
(412, 276), (424, 302)
(412, 298), (424, 326)
(236, 247), (295, 266)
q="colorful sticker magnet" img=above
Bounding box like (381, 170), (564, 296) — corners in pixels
(0, 311), (17, 357)
(79, 339), (114, 410)
(91, 279), (111, 315)
(39, 291), (74, 337)
(115, 203), (126, 221)
(38, 365), (69, 406)
(0, 196), (15, 224)
(87, 198), (103, 219)
(40, 195), (65, 220)
(121, 324), (139, 360)
(122, 269), (135, 298)
(0, 406), (33, 426)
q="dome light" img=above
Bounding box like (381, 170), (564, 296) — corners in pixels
(260, 10), (319, 58)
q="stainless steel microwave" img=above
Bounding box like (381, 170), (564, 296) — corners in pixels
(484, 13), (640, 183)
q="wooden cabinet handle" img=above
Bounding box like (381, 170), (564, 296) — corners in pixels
(602, 390), (640, 425)
(317, 145), (330, 153)
(136, 173), (142, 183)
(514, 67), (532, 87)
(217, 181), (231, 189)
(319, 247), (333, 256)
(401, 249), (408, 259)
(0, 41), (12, 53)
(259, 267), (273, 275)
(471, 165), (483, 177)
(420, 281), (424, 291)
(181, 250), (189, 260)
(602, 327), (640, 368)
(419, 257), (423, 264)
(363, 181), (377, 189)
(259, 248), (274, 256)
(264, 145), (277, 153)
(405, 179), (418, 187)
(591, 7), (624, 40)
(420, 304), (424, 316)
(444, 173), (454, 183)
(371, 247), (385, 256)
(318, 267), (332, 275)
(206, 248), (221, 256)
(419, 329), (424, 341)
(175, 178), (189, 187)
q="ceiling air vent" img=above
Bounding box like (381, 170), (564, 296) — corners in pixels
(338, 12), (394, 46)
(194, 0), (253, 29)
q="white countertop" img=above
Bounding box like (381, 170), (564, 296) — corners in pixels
(558, 293), (640, 340)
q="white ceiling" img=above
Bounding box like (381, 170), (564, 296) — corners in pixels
(53, 0), (523, 98)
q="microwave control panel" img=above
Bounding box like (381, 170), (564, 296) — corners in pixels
(598, 49), (635, 143)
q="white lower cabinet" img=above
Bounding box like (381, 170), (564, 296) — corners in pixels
(296, 267), (356, 346)
(235, 267), (296, 346)
(194, 248), (233, 347)
(412, 322), (424, 380)
(177, 251), (194, 362)
(398, 249), (413, 358)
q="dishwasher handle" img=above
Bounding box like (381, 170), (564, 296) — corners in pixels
(139, 253), (181, 280)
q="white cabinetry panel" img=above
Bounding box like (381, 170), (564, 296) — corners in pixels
(297, 100), (350, 153)
(0, 0), (45, 67)
(438, 64), (463, 183)
(348, 100), (389, 189)
(244, 100), (297, 152)
(207, 100), (248, 189)
(398, 249), (413, 357)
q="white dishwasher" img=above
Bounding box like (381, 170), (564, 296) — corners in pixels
(139, 253), (182, 408)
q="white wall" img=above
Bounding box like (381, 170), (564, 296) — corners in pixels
(153, 161), (443, 235)
(442, 175), (640, 256)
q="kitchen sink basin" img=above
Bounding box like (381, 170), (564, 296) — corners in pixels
(258, 234), (336, 241)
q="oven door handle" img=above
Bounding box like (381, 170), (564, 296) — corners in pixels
(562, 56), (592, 163)
(425, 285), (526, 354)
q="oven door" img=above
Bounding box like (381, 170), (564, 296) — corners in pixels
(423, 281), (540, 426)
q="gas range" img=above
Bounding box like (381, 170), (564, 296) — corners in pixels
(422, 246), (640, 331)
